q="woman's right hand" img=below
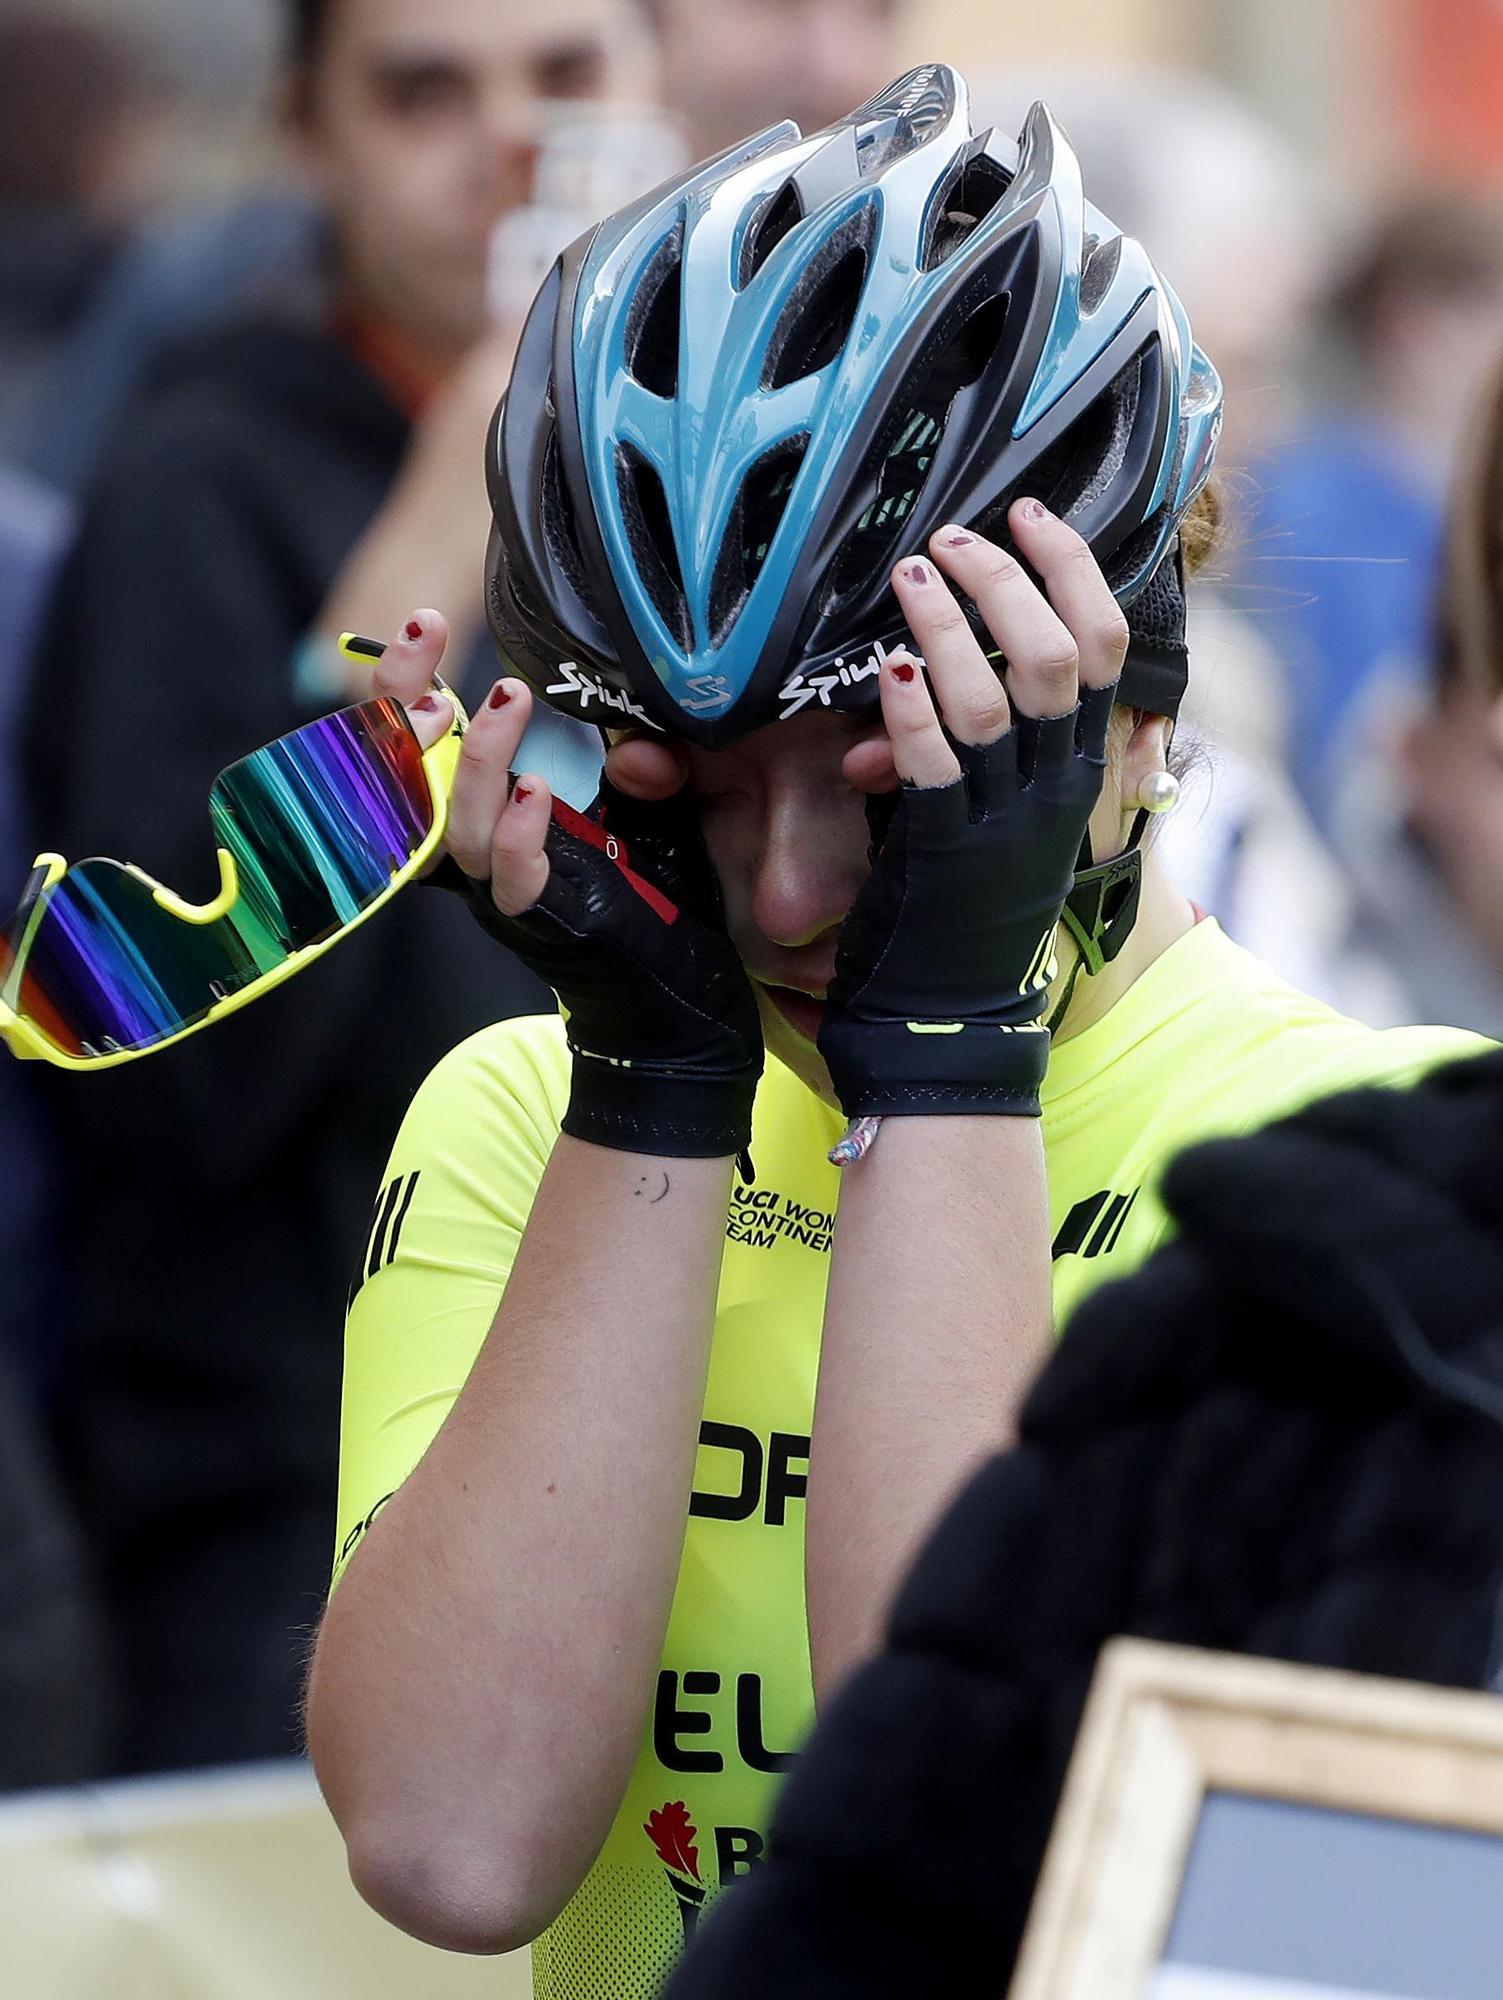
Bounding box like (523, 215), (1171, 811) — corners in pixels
(376, 612), (764, 1161)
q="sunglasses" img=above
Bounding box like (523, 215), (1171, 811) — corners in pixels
(1, 637), (466, 1071)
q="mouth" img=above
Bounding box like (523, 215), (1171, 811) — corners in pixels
(757, 982), (827, 1045)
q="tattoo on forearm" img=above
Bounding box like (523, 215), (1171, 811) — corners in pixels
(633, 1171), (671, 1204)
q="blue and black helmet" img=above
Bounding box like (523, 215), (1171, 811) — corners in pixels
(485, 64), (1223, 747)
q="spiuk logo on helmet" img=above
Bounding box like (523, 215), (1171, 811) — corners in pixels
(544, 662), (665, 731)
(778, 640), (936, 719)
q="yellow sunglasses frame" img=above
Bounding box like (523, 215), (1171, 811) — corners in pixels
(1, 638), (467, 1072)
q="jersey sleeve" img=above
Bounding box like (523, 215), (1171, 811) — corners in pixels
(331, 1016), (570, 1588)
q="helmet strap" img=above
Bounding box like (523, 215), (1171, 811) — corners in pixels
(1047, 812), (1149, 1034)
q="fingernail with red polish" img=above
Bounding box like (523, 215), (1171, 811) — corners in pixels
(487, 681), (511, 710)
(1021, 498), (1048, 522)
(904, 561), (932, 586)
(412, 694), (442, 714)
(890, 660), (916, 684)
(940, 526), (974, 547)
(404, 618), (424, 642)
(512, 783), (533, 803)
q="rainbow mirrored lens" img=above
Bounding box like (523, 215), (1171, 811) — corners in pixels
(2, 700), (432, 1058)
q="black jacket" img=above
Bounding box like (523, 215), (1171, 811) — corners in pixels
(19, 309), (546, 1771)
(665, 1050), (1503, 1998)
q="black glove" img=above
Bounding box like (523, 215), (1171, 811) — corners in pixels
(434, 778), (763, 1158)
(817, 684), (1115, 1120)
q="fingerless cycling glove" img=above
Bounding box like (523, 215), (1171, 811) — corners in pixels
(818, 683), (1116, 1120)
(436, 780), (763, 1158)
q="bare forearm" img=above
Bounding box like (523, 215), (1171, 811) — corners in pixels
(806, 1117), (1052, 1700)
(309, 1137), (729, 1942)
(313, 481), (488, 705)
(315, 487), (486, 684)
(313, 329), (517, 692)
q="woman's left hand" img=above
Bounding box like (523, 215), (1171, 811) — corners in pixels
(816, 498), (1129, 1121)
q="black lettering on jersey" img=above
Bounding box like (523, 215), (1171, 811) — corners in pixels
(763, 1434), (808, 1526)
(690, 1424), (810, 1526)
(347, 1170), (422, 1310)
(726, 1185), (834, 1255)
(715, 1827), (764, 1883)
(1051, 1186), (1139, 1261)
(654, 1670), (799, 1779)
(655, 1670), (723, 1773)
(690, 1424), (762, 1521)
(736, 1673), (796, 1773)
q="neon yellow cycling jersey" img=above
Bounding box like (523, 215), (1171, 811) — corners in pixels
(334, 919), (1488, 1998)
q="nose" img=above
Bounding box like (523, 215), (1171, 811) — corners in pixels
(747, 786), (865, 954)
(491, 133), (539, 218)
(497, 136), (538, 214)
(477, 84), (542, 214)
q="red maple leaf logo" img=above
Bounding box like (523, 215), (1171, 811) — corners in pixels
(644, 1800), (701, 1883)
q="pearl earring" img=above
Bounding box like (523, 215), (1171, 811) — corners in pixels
(1136, 769), (1181, 815)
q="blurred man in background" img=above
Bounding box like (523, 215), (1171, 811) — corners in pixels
(16, 0), (655, 1777)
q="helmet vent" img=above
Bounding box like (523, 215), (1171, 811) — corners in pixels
(763, 206), (876, 390)
(972, 351), (1145, 548)
(616, 444), (692, 649)
(823, 290), (1009, 605)
(738, 181), (803, 288)
(921, 152), (1015, 271)
(1079, 234), (1123, 314)
(625, 226), (683, 398)
(708, 433), (810, 643)
(1063, 352), (1144, 513)
(541, 433), (591, 602)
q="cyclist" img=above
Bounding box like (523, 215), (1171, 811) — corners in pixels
(307, 70), (1488, 1996)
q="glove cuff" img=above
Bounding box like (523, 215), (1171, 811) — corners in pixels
(562, 1056), (760, 1159)
(820, 1018), (1051, 1121)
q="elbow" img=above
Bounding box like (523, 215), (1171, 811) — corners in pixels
(308, 1617), (585, 1953)
(343, 1817), (569, 1956)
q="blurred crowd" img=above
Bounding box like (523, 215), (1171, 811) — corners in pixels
(5, 0), (1503, 1792)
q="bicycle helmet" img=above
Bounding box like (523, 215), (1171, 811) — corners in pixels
(486, 63), (1222, 747)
